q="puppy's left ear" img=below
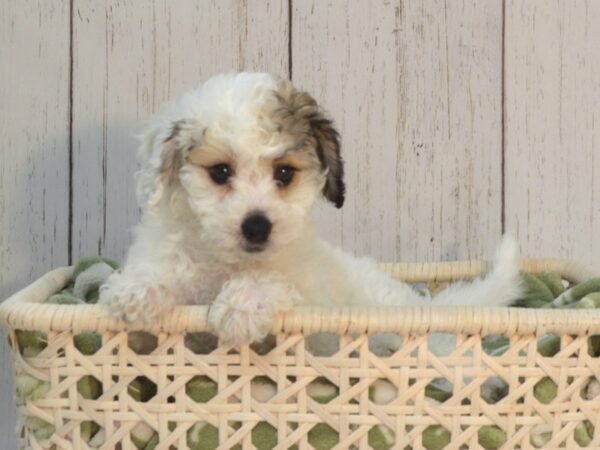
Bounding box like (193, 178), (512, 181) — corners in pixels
(136, 120), (186, 209)
(311, 115), (345, 208)
(158, 122), (185, 186)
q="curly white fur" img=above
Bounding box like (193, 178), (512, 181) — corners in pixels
(99, 72), (523, 346)
(208, 272), (301, 345)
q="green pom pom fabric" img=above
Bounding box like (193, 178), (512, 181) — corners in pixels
(368, 425), (395, 450)
(132, 433), (159, 450)
(47, 292), (85, 305)
(85, 289), (101, 304)
(574, 421), (594, 447)
(80, 421), (100, 443)
(128, 377), (157, 402)
(74, 332), (102, 355)
(187, 422), (218, 450)
(553, 277), (600, 306)
(131, 423), (158, 450)
(536, 271), (565, 297)
(536, 334), (561, 357)
(25, 416), (55, 441)
(307, 377), (339, 404)
(78, 375), (102, 400)
(308, 423), (339, 450)
(567, 292), (600, 309)
(530, 425), (552, 448)
(252, 422), (278, 450)
(425, 379), (452, 403)
(186, 376), (218, 403)
(533, 377), (558, 404)
(422, 425), (451, 450)
(513, 273), (555, 307)
(15, 374), (50, 401)
(16, 330), (47, 357)
(482, 335), (510, 356)
(72, 256), (119, 279)
(478, 425), (507, 449)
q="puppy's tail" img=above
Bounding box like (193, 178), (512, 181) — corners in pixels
(432, 234), (523, 307)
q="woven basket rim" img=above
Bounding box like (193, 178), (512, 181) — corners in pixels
(1, 259), (599, 336)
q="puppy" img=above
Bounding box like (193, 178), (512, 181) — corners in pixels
(99, 72), (522, 346)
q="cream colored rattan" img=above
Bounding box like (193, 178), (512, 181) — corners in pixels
(1, 259), (600, 450)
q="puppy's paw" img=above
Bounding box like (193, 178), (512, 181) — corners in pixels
(208, 276), (288, 346)
(99, 272), (174, 327)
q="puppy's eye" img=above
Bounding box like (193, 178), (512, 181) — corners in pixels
(208, 163), (232, 185)
(274, 165), (296, 187)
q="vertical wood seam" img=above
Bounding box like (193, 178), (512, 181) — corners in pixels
(101, 6), (109, 257)
(68, 0), (74, 265)
(443, 0), (451, 140)
(501, 0), (506, 234)
(288, 0), (292, 80)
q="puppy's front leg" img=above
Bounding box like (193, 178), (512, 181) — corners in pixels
(208, 273), (300, 346)
(99, 267), (179, 327)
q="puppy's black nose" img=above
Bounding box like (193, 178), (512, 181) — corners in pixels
(241, 213), (272, 244)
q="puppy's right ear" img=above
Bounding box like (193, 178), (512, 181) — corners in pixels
(310, 115), (345, 208)
(135, 120), (185, 209)
(273, 79), (345, 208)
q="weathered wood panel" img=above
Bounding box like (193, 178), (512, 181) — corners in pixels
(292, 0), (504, 262)
(71, 0), (289, 262)
(504, 0), (600, 264)
(0, 1), (71, 446)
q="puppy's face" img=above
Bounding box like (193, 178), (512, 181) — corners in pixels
(141, 74), (344, 262)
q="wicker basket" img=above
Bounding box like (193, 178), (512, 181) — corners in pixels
(2, 259), (600, 450)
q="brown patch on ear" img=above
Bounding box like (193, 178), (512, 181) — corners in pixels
(159, 139), (182, 183)
(311, 117), (345, 208)
(158, 122), (185, 186)
(272, 80), (345, 208)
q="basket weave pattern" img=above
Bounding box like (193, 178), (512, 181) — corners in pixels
(2, 260), (600, 450)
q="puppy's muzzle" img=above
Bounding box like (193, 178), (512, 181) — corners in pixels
(241, 213), (272, 250)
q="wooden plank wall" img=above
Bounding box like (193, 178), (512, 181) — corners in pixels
(293, 1), (504, 261)
(504, 0), (600, 263)
(0, 2), (71, 447)
(1, 0), (600, 445)
(71, 0), (289, 260)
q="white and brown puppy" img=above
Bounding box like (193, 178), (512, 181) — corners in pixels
(100, 72), (522, 346)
